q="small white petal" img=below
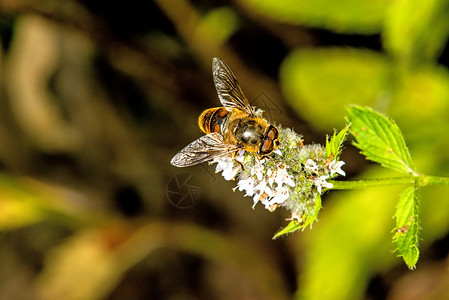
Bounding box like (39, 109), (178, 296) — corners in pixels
(273, 148), (282, 156)
(262, 188), (289, 210)
(284, 176), (296, 187)
(225, 166), (241, 180)
(314, 176), (333, 194)
(252, 161), (265, 181)
(271, 167), (295, 188)
(214, 158), (241, 181)
(254, 108), (264, 116)
(305, 159), (316, 167)
(267, 169), (275, 186)
(214, 161), (226, 173)
(329, 160), (346, 176)
(278, 168), (288, 179)
(237, 178), (254, 194)
(254, 180), (266, 192)
(273, 189), (289, 203)
(253, 185), (273, 207)
(235, 150), (246, 163)
(265, 186), (273, 195)
(305, 159), (319, 173)
(252, 195), (260, 206)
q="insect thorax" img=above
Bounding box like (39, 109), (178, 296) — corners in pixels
(233, 118), (267, 147)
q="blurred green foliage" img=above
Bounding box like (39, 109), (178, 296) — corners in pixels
(299, 168), (401, 300)
(281, 49), (388, 130)
(0, 0), (449, 299)
(243, 0), (390, 33)
(384, 0), (449, 64)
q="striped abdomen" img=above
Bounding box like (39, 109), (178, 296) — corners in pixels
(198, 107), (230, 134)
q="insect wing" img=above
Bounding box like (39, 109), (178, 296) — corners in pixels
(212, 57), (255, 116)
(170, 133), (239, 167)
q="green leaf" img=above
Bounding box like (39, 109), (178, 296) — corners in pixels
(273, 220), (303, 239)
(194, 7), (240, 47)
(325, 124), (350, 159)
(298, 168), (401, 300)
(384, 0), (449, 65)
(302, 193), (322, 229)
(273, 194), (322, 239)
(388, 66), (449, 143)
(242, 0), (390, 33)
(347, 106), (416, 175)
(280, 49), (388, 130)
(393, 185), (420, 269)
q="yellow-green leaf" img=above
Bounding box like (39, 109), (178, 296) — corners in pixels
(325, 124), (350, 159)
(298, 168), (401, 300)
(384, 0), (449, 65)
(193, 6), (240, 47)
(393, 185), (420, 269)
(273, 193), (322, 239)
(347, 106), (416, 175)
(280, 49), (388, 130)
(273, 220), (303, 239)
(241, 0), (390, 33)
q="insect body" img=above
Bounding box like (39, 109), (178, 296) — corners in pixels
(170, 58), (280, 167)
(198, 107), (279, 157)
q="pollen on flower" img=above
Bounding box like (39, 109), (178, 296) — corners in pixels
(210, 125), (347, 229)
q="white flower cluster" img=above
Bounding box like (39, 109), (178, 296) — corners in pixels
(210, 126), (347, 225)
(236, 160), (295, 211)
(212, 156), (345, 211)
(304, 159), (346, 194)
(214, 157), (241, 181)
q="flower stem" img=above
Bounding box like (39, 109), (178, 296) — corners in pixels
(330, 174), (449, 190)
(329, 177), (415, 190)
(418, 175), (449, 186)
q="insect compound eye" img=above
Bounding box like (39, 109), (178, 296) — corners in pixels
(259, 139), (273, 155)
(266, 125), (279, 140)
(267, 129), (275, 140)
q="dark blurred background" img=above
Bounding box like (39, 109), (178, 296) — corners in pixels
(1, 0), (449, 299)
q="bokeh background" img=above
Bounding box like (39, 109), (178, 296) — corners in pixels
(1, 0), (449, 299)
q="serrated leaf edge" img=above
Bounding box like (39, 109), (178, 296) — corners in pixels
(348, 106), (416, 175)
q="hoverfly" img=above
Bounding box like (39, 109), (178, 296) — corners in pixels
(170, 57), (280, 167)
